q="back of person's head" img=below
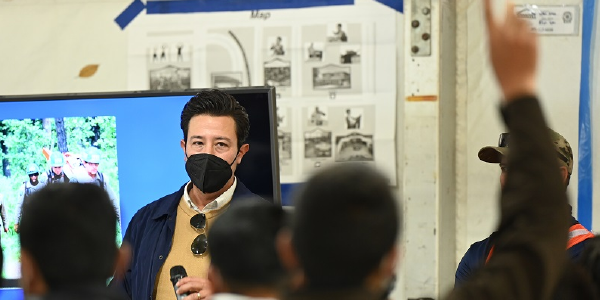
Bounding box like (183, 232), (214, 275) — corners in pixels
(180, 89), (250, 147)
(19, 183), (118, 290)
(208, 201), (286, 292)
(292, 163), (399, 289)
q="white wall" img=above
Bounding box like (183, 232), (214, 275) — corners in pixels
(0, 0), (129, 95)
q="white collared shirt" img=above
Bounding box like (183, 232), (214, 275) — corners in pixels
(184, 177), (237, 213)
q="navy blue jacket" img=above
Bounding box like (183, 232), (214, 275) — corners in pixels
(110, 181), (265, 300)
(455, 217), (590, 287)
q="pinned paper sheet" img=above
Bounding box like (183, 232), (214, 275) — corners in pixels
(514, 5), (580, 35)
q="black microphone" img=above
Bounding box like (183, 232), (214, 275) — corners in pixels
(170, 265), (189, 300)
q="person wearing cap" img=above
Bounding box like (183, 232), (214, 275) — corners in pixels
(0, 193), (8, 233)
(454, 129), (595, 286)
(45, 152), (70, 184)
(14, 163), (45, 233)
(72, 147), (119, 216)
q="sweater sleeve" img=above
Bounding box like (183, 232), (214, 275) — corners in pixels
(445, 95), (570, 300)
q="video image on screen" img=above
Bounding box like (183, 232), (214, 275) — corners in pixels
(0, 116), (122, 280)
(0, 87), (280, 294)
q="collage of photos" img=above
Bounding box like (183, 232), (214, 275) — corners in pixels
(150, 22), (365, 98)
(302, 23), (363, 96)
(301, 104), (375, 175)
(131, 14), (396, 182)
(147, 42), (192, 90)
(0, 116), (121, 280)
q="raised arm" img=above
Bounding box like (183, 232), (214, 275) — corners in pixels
(446, 1), (570, 299)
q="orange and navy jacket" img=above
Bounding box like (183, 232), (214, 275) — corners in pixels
(455, 217), (594, 287)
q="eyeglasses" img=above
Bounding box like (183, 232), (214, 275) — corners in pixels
(28, 173), (39, 177)
(498, 133), (510, 147)
(190, 213), (208, 256)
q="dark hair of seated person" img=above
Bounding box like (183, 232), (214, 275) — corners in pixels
(19, 183), (118, 289)
(208, 200), (286, 291)
(291, 163), (399, 289)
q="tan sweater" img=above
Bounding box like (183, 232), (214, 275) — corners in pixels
(154, 196), (230, 300)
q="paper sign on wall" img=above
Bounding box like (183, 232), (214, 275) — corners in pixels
(515, 5), (580, 36)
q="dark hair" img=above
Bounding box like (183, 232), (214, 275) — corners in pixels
(292, 163), (399, 289)
(19, 183), (118, 289)
(208, 201), (286, 290)
(552, 263), (599, 300)
(180, 89), (250, 148)
(578, 237), (600, 297)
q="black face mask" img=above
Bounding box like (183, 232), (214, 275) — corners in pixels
(185, 152), (238, 194)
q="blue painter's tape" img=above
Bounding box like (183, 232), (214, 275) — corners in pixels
(146, 0), (353, 14)
(374, 0), (403, 13)
(577, 0), (595, 230)
(116, 0), (354, 29)
(115, 0), (146, 29)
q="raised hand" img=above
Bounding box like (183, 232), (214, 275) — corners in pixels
(484, 0), (538, 102)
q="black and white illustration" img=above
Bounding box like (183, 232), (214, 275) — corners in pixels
(264, 58), (291, 87)
(147, 43), (192, 90)
(305, 42), (324, 62)
(304, 128), (332, 159)
(327, 23), (349, 42)
(262, 27), (292, 96)
(278, 131), (292, 160)
(335, 132), (374, 162)
(211, 72), (243, 88)
(302, 24), (363, 96)
(313, 65), (351, 90)
(206, 28), (255, 88)
(340, 45), (361, 64)
(307, 105), (329, 127)
(344, 108), (363, 129)
(276, 106), (293, 176)
(268, 36), (287, 56)
(277, 106), (289, 128)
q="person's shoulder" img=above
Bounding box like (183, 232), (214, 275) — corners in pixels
(461, 235), (493, 260)
(130, 184), (186, 222)
(231, 180), (271, 205)
(568, 237), (592, 260)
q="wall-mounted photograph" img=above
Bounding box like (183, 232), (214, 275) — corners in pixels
(304, 128), (332, 158)
(335, 132), (374, 162)
(264, 58), (291, 87)
(340, 45), (361, 64)
(313, 64), (351, 90)
(327, 23), (349, 42)
(305, 42), (324, 62)
(211, 72), (243, 88)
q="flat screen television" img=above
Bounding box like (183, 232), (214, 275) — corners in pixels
(0, 87), (280, 295)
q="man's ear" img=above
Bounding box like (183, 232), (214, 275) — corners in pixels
(559, 166), (569, 184)
(20, 249), (47, 296)
(208, 265), (225, 294)
(276, 229), (305, 290)
(113, 243), (132, 281)
(236, 144), (250, 165)
(365, 245), (399, 294)
(180, 139), (187, 161)
(380, 245), (399, 278)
